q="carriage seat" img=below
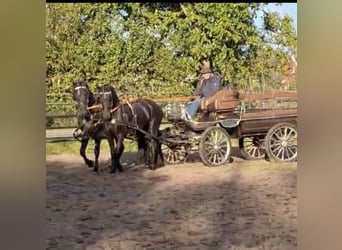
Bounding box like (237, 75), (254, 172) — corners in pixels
(200, 88), (240, 112)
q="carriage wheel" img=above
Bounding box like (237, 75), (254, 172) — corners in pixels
(161, 144), (185, 165)
(265, 123), (297, 162)
(239, 136), (266, 160)
(199, 126), (231, 167)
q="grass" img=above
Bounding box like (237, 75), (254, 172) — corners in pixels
(46, 139), (138, 155)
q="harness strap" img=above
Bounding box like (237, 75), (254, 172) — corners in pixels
(110, 97), (135, 115)
(87, 103), (103, 110)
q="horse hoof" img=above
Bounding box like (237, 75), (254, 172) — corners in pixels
(86, 160), (94, 168)
(147, 166), (156, 171)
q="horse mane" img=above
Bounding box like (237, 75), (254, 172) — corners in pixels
(88, 91), (96, 106)
(109, 85), (120, 108)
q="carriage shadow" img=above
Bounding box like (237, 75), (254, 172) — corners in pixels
(185, 146), (246, 164)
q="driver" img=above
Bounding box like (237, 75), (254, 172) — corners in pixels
(183, 67), (221, 120)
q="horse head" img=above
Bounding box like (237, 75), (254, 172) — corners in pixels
(96, 83), (120, 121)
(72, 80), (96, 123)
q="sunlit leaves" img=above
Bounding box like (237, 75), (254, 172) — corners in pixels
(46, 3), (297, 102)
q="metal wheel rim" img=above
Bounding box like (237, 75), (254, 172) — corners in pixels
(202, 128), (230, 165)
(269, 125), (297, 161)
(242, 137), (265, 159)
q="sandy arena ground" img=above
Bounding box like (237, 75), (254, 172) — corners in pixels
(46, 150), (297, 250)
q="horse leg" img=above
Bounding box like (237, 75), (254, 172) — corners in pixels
(150, 138), (165, 169)
(80, 137), (93, 168)
(148, 120), (163, 170)
(156, 141), (165, 168)
(107, 139), (115, 169)
(147, 139), (157, 170)
(109, 135), (125, 174)
(155, 128), (165, 167)
(144, 139), (151, 169)
(137, 131), (145, 151)
(145, 139), (156, 170)
(142, 137), (151, 168)
(137, 131), (148, 165)
(92, 138), (101, 173)
(115, 135), (125, 172)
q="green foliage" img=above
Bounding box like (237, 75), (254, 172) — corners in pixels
(46, 3), (297, 102)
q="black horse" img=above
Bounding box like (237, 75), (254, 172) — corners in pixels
(94, 83), (165, 172)
(72, 80), (104, 171)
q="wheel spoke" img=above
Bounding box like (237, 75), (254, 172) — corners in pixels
(215, 132), (220, 144)
(213, 153), (218, 164)
(272, 144), (283, 153)
(284, 146), (292, 160)
(204, 139), (214, 146)
(287, 145), (297, 157)
(217, 140), (228, 147)
(274, 130), (283, 140)
(207, 148), (216, 155)
(270, 141), (282, 148)
(240, 136), (265, 160)
(275, 146), (285, 159)
(281, 147), (286, 160)
(286, 129), (296, 140)
(162, 145), (184, 164)
(206, 149), (216, 159)
(217, 149), (225, 159)
(251, 147), (259, 156)
(247, 146), (255, 156)
(284, 127), (288, 139)
(208, 152), (215, 163)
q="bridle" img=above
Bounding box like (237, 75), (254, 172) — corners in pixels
(74, 85), (88, 96)
(73, 85), (92, 141)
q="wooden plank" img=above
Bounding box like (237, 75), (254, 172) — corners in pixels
(241, 108), (297, 120)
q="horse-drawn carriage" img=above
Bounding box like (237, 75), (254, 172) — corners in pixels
(160, 88), (297, 166)
(73, 81), (297, 172)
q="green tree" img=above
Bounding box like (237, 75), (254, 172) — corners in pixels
(46, 3), (297, 102)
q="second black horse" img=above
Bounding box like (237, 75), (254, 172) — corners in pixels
(82, 83), (165, 173)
